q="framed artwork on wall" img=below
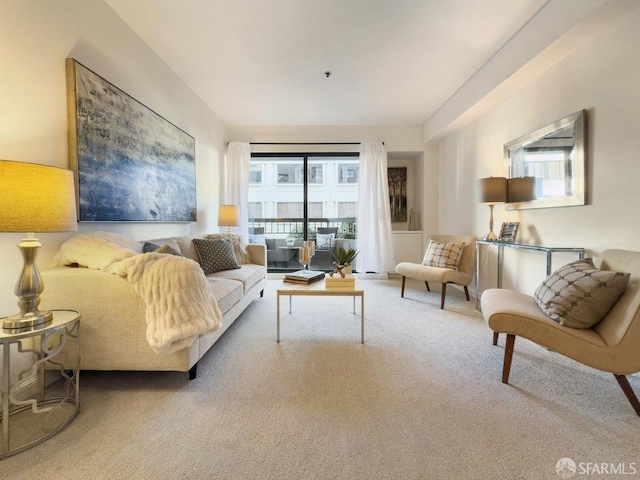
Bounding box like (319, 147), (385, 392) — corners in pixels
(388, 167), (407, 222)
(66, 58), (197, 222)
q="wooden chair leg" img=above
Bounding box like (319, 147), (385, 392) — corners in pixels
(424, 281), (430, 292)
(464, 286), (470, 301)
(440, 283), (447, 309)
(401, 276), (406, 297)
(502, 334), (515, 384)
(614, 374), (640, 416)
(492, 331), (499, 346)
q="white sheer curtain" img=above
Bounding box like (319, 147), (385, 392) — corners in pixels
(224, 142), (251, 239)
(355, 142), (396, 273)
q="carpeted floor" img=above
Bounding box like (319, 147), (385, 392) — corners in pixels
(2, 277), (639, 480)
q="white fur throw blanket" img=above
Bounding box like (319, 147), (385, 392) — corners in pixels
(54, 232), (221, 354)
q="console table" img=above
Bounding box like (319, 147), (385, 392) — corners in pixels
(1, 309), (80, 458)
(475, 240), (585, 308)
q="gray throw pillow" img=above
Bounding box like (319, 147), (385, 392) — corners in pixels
(534, 258), (630, 329)
(193, 238), (240, 274)
(421, 240), (465, 270)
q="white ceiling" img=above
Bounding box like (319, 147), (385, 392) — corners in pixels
(104, 0), (603, 127)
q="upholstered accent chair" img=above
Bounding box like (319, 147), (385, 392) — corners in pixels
(396, 235), (477, 309)
(482, 249), (640, 416)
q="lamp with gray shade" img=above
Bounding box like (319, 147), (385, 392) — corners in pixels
(0, 160), (77, 331)
(507, 177), (536, 203)
(478, 177), (507, 241)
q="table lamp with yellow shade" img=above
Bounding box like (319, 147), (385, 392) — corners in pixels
(218, 204), (239, 233)
(0, 160), (77, 331)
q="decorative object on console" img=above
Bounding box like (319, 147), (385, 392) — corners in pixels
(67, 58), (196, 222)
(478, 177), (507, 241)
(0, 160), (77, 331)
(218, 205), (239, 233)
(498, 222), (520, 243)
(408, 208), (417, 231)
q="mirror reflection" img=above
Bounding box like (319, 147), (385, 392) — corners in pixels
(506, 110), (586, 209)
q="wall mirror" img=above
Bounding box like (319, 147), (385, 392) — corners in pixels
(505, 110), (586, 209)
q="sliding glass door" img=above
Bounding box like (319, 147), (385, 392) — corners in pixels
(248, 153), (358, 272)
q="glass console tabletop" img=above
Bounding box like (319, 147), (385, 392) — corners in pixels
(475, 240), (585, 308)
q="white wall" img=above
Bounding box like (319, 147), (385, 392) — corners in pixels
(0, 0), (227, 316)
(433, 7), (640, 297)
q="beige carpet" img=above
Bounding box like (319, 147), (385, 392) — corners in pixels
(3, 278), (639, 480)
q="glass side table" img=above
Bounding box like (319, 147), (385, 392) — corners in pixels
(1, 309), (80, 459)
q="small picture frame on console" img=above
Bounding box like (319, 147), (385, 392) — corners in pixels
(499, 222), (520, 243)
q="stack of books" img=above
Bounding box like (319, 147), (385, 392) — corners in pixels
(325, 273), (356, 290)
(283, 270), (325, 284)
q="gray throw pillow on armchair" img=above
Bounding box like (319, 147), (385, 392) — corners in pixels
(534, 258), (630, 329)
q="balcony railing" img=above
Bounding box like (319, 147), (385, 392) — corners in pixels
(248, 217), (357, 272)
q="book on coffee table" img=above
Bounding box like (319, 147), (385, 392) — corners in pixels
(283, 270), (326, 284)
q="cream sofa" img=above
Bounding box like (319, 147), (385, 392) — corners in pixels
(40, 235), (266, 379)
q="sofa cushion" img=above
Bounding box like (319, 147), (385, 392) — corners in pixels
(534, 258), (630, 329)
(193, 238), (241, 274)
(174, 236), (199, 261)
(421, 240), (465, 270)
(207, 264), (265, 294)
(207, 277), (244, 315)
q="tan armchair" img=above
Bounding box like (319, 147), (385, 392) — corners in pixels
(482, 249), (640, 416)
(396, 235), (476, 309)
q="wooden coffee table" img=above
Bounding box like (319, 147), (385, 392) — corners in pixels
(276, 280), (365, 344)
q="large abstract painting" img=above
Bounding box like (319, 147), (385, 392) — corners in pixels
(67, 59), (196, 222)
(388, 167), (407, 222)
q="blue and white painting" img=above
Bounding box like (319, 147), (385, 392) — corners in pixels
(69, 60), (196, 222)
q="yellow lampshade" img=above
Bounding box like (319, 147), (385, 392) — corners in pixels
(218, 204), (239, 228)
(0, 160), (77, 233)
(0, 160), (77, 331)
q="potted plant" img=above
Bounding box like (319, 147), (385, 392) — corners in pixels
(330, 247), (358, 277)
